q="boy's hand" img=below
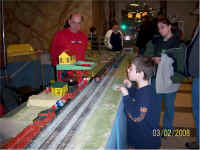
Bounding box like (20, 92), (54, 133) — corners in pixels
(120, 87), (129, 96)
(123, 79), (132, 88)
(152, 57), (161, 64)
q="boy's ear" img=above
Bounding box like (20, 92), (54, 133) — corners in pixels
(169, 24), (172, 30)
(138, 71), (144, 79)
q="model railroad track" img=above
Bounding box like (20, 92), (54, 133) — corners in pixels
(55, 63), (118, 150)
(38, 67), (115, 149)
(23, 54), (124, 149)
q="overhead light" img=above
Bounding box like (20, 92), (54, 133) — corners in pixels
(129, 3), (139, 7)
(136, 13), (141, 19)
(142, 12), (148, 16)
(128, 13), (133, 18)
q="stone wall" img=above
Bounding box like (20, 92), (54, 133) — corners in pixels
(4, 0), (93, 50)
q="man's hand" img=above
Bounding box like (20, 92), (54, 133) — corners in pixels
(35, 50), (43, 54)
(123, 79), (132, 88)
(152, 57), (161, 64)
(120, 87), (129, 96)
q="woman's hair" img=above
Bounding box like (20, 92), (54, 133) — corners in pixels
(157, 18), (172, 26)
(132, 56), (155, 81)
(90, 26), (96, 33)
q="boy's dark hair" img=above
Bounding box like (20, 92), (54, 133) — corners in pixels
(157, 18), (172, 26)
(132, 56), (155, 81)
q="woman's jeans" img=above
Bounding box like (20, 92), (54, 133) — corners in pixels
(151, 79), (177, 130)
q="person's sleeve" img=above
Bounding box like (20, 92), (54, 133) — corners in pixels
(127, 93), (151, 123)
(123, 95), (132, 101)
(123, 95), (131, 113)
(138, 93), (151, 108)
(126, 81), (135, 97)
(50, 33), (60, 67)
(86, 37), (88, 50)
(127, 107), (147, 123)
(83, 36), (88, 60)
(104, 30), (112, 49)
(123, 95), (134, 114)
(144, 40), (155, 57)
(120, 31), (124, 47)
(170, 43), (186, 83)
(84, 35), (88, 50)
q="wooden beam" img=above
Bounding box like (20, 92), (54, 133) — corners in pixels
(160, 0), (167, 17)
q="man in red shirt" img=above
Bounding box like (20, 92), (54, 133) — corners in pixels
(50, 13), (88, 67)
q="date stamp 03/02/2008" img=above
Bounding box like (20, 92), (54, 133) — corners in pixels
(152, 128), (192, 137)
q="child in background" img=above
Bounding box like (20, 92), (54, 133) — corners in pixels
(120, 56), (161, 149)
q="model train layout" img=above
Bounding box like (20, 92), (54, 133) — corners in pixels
(3, 51), (125, 149)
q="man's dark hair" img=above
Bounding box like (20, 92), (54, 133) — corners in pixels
(111, 21), (119, 28)
(64, 19), (70, 28)
(157, 18), (172, 26)
(132, 56), (155, 80)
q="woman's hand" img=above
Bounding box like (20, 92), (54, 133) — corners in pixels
(152, 57), (161, 64)
(123, 79), (132, 88)
(120, 87), (129, 96)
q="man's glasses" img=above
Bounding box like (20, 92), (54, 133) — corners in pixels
(71, 21), (81, 25)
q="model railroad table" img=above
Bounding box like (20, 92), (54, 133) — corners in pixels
(0, 50), (133, 149)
